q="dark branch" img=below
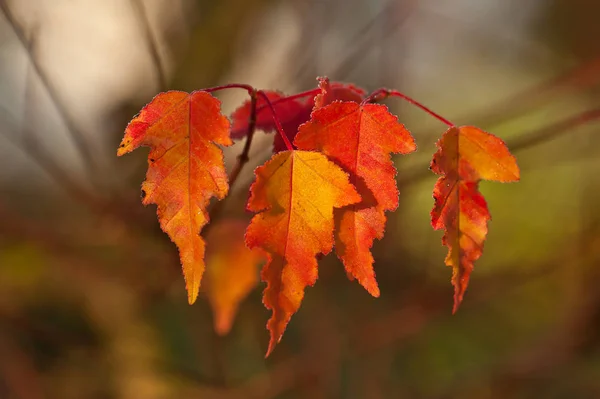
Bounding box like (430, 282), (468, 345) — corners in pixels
(398, 108), (600, 187)
(129, 0), (168, 91)
(0, 0), (99, 185)
(0, 106), (102, 207)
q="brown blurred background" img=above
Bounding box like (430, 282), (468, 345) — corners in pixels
(1, 0), (600, 398)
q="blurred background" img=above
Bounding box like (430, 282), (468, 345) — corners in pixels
(1, 0), (600, 398)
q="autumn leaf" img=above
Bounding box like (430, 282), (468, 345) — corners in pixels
(117, 90), (232, 304)
(295, 101), (416, 296)
(204, 220), (266, 335)
(430, 126), (520, 313)
(229, 91), (282, 139)
(245, 150), (361, 355)
(229, 91), (308, 139)
(230, 77), (366, 152)
(230, 90), (313, 152)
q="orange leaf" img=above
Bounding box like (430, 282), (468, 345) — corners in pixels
(430, 126), (520, 313)
(295, 102), (416, 297)
(245, 150), (361, 356)
(117, 91), (232, 304)
(204, 220), (266, 335)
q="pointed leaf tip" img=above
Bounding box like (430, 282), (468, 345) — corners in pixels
(296, 101), (415, 297)
(246, 150), (360, 355)
(118, 90), (232, 303)
(186, 274), (200, 305)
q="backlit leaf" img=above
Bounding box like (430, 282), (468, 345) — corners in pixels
(230, 90), (312, 153)
(117, 90), (232, 304)
(295, 101), (416, 296)
(229, 77), (366, 152)
(430, 126), (520, 313)
(245, 150), (361, 355)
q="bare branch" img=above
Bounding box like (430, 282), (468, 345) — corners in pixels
(0, 106), (102, 207)
(328, 0), (416, 80)
(398, 108), (600, 187)
(459, 56), (600, 129)
(0, 0), (99, 185)
(508, 108), (600, 152)
(205, 89), (258, 230)
(129, 0), (168, 91)
(286, 0), (416, 85)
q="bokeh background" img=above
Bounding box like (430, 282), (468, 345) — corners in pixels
(1, 0), (600, 398)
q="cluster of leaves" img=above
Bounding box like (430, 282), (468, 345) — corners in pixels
(117, 77), (519, 356)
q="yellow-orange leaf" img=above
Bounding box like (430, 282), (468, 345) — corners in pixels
(245, 150), (361, 356)
(430, 126), (519, 313)
(117, 91), (232, 304)
(204, 220), (266, 335)
(295, 102), (416, 297)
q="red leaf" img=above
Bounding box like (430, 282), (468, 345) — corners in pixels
(295, 101), (415, 296)
(229, 77), (366, 153)
(230, 91), (306, 139)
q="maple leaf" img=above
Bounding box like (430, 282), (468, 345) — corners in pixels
(229, 77), (366, 152)
(229, 91), (306, 139)
(430, 126), (520, 313)
(230, 90), (313, 152)
(295, 102), (416, 297)
(117, 91), (232, 304)
(204, 220), (266, 335)
(245, 150), (361, 355)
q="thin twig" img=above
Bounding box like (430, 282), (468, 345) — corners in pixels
(328, 0), (416, 80)
(0, 0), (99, 185)
(365, 88), (455, 127)
(460, 56), (600, 129)
(227, 89), (259, 187)
(256, 90), (292, 150)
(203, 83), (254, 95)
(398, 108), (600, 187)
(508, 108), (600, 152)
(241, 87), (320, 128)
(205, 89), (258, 227)
(0, 107), (102, 207)
(269, 88), (321, 106)
(288, 0), (416, 83)
(129, 0), (168, 91)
